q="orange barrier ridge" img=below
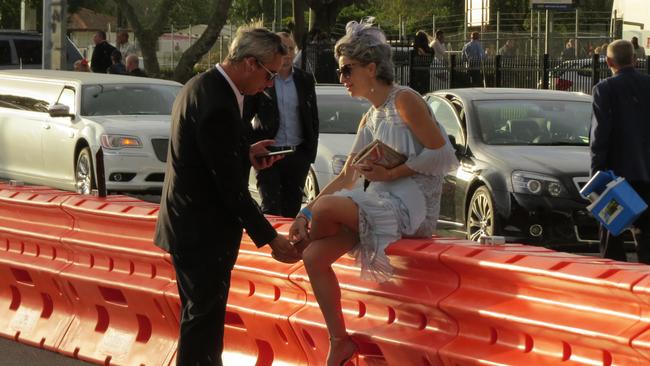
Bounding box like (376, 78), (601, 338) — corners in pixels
(0, 184), (76, 351)
(2, 187), (650, 365)
(438, 245), (650, 365)
(56, 194), (177, 366)
(166, 218), (309, 366)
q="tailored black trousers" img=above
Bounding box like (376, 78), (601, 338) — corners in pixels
(256, 149), (311, 218)
(599, 181), (650, 264)
(172, 243), (239, 366)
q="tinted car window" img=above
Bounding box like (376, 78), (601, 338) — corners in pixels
(0, 94), (51, 112)
(0, 41), (11, 65)
(318, 94), (371, 133)
(81, 84), (180, 116)
(474, 100), (591, 145)
(429, 97), (464, 145)
(14, 39), (41, 65)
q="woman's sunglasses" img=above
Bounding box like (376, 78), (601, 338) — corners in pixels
(336, 63), (358, 79)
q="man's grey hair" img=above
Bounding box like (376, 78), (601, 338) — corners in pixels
(226, 27), (287, 64)
(607, 39), (635, 67)
(335, 24), (394, 85)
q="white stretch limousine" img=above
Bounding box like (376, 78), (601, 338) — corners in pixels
(0, 70), (181, 193)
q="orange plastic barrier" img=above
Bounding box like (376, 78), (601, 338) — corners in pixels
(4, 186), (650, 366)
(438, 244), (650, 365)
(288, 237), (460, 366)
(165, 218), (309, 366)
(57, 195), (177, 366)
(0, 184), (76, 350)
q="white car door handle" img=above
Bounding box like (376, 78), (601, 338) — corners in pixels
(43, 124), (51, 130)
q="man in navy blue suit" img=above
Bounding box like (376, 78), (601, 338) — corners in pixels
(590, 39), (650, 264)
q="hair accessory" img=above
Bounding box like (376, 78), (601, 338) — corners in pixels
(344, 17), (386, 46)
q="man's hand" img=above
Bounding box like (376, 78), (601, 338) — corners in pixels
(250, 139), (284, 170)
(268, 234), (300, 263)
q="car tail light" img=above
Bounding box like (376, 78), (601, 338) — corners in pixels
(555, 78), (573, 91)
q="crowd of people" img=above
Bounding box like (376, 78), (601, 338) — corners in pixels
(73, 30), (147, 77)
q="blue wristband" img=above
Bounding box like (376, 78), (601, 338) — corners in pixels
(299, 207), (313, 221)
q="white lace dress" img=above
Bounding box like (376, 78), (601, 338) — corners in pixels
(333, 85), (459, 282)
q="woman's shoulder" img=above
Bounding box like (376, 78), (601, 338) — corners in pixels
(393, 86), (426, 110)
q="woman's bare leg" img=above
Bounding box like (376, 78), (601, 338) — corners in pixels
(302, 196), (360, 364)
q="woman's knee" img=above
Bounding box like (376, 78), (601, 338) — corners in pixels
(311, 195), (338, 221)
(312, 196), (357, 224)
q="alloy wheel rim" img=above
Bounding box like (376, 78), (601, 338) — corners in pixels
(303, 173), (316, 203)
(75, 154), (92, 195)
(468, 193), (493, 241)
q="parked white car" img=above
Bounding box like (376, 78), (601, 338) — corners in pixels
(249, 85), (371, 202)
(0, 70), (181, 194)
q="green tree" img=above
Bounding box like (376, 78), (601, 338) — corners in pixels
(0, 0), (22, 29)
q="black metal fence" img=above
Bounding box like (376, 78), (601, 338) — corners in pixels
(301, 42), (650, 95)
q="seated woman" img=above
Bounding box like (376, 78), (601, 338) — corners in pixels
(288, 19), (458, 366)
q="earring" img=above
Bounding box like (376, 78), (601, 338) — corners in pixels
(370, 87), (375, 93)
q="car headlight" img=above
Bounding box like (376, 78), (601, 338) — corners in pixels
(512, 171), (567, 198)
(100, 134), (143, 149)
(331, 155), (348, 175)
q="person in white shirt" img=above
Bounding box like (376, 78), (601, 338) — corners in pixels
(429, 30), (447, 62)
(116, 30), (138, 58)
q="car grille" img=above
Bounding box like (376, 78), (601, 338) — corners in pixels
(145, 173), (165, 182)
(151, 139), (169, 162)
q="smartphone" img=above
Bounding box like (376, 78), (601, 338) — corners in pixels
(255, 147), (295, 159)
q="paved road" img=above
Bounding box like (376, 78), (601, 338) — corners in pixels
(0, 337), (94, 366)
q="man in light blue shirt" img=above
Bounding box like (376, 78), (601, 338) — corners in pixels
(462, 31), (485, 87)
(245, 32), (319, 217)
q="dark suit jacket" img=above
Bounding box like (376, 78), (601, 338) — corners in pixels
(91, 41), (116, 73)
(590, 67), (650, 182)
(244, 67), (319, 162)
(154, 68), (276, 254)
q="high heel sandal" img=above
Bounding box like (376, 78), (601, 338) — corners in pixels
(327, 335), (359, 366)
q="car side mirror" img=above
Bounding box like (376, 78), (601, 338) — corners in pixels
(48, 103), (75, 119)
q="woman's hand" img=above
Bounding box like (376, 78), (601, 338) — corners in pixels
(354, 163), (393, 182)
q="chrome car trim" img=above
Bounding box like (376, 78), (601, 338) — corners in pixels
(574, 225), (636, 244)
(572, 176), (589, 193)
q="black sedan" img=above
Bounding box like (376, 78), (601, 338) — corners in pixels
(425, 88), (599, 249)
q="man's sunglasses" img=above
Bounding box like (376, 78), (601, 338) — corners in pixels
(336, 63), (359, 79)
(255, 59), (278, 81)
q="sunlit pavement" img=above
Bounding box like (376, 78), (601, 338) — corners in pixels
(0, 337), (94, 366)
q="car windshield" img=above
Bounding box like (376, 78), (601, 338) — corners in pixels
(473, 99), (592, 146)
(81, 84), (180, 116)
(318, 94), (371, 133)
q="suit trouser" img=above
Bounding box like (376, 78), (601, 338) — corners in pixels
(599, 181), (650, 264)
(256, 150), (311, 218)
(172, 243), (239, 366)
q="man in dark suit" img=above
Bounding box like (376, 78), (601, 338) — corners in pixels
(154, 28), (300, 366)
(90, 31), (116, 73)
(245, 32), (319, 217)
(590, 39), (650, 264)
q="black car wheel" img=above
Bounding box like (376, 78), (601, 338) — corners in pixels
(466, 186), (499, 241)
(75, 147), (95, 195)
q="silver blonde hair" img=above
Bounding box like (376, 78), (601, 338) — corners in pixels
(226, 27), (287, 64)
(335, 18), (394, 85)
